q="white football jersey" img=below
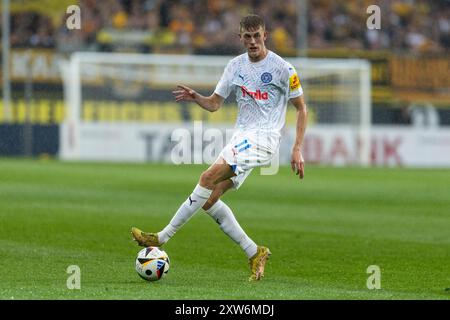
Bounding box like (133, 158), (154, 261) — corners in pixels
(214, 50), (303, 134)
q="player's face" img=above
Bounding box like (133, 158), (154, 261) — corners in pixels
(240, 27), (268, 61)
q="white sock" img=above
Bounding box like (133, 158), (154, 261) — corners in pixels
(206, 200), (258, 258)
(158, 184), (212, 244)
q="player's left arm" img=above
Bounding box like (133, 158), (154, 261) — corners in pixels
(289, 94), (308, 179)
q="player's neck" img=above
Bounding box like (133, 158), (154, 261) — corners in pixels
(248, 48), (269, 63)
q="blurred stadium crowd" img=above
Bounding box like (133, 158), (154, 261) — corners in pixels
(8, 0), (450, 55)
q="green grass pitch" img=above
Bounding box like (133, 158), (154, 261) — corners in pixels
(0, 158), (449, 299)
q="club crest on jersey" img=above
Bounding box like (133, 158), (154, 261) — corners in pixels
(241, 86), (268, 100)
(261, 72), (272, 83)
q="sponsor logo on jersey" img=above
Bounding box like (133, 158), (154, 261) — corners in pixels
(241, 86), (269, 100)
(261, 72), (272, 83)
(289, 73), (301, 90)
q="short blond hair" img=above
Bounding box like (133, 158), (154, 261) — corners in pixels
(240, 14), (265, 32)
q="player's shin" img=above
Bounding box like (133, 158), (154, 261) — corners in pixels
(158, 184), (212, 243)
(205, 200), (257, 258)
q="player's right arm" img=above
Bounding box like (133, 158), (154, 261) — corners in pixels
(173, 85), (224, 112)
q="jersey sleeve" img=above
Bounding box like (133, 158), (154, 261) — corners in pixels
(287, 63), (303, 99)
(214, 61), (234, 99)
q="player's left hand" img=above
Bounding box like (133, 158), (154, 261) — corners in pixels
(291, 148), (305, 179)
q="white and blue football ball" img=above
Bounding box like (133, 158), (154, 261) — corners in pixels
(135, 247), (170, 282)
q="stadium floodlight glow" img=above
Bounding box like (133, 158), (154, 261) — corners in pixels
(60, 52), (371, 167)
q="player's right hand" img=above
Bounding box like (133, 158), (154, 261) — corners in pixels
(173, 85), (197, 102)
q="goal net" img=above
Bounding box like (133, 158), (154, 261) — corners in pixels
(60, 52), (371, 166)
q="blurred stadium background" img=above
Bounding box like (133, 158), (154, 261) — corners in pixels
(1, 0), (450, 301)
(0, 0), (449, 166)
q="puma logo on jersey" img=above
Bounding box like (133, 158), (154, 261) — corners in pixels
(241, 86), (268, 100)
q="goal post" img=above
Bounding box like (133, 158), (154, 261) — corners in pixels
(60, 52), (371, 166)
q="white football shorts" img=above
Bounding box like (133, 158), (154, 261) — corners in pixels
(218, 130), (281, 189)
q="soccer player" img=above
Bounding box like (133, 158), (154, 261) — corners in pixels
(132, 14), (308, 281)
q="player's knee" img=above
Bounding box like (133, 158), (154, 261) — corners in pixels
(199, 170), (215, 189)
